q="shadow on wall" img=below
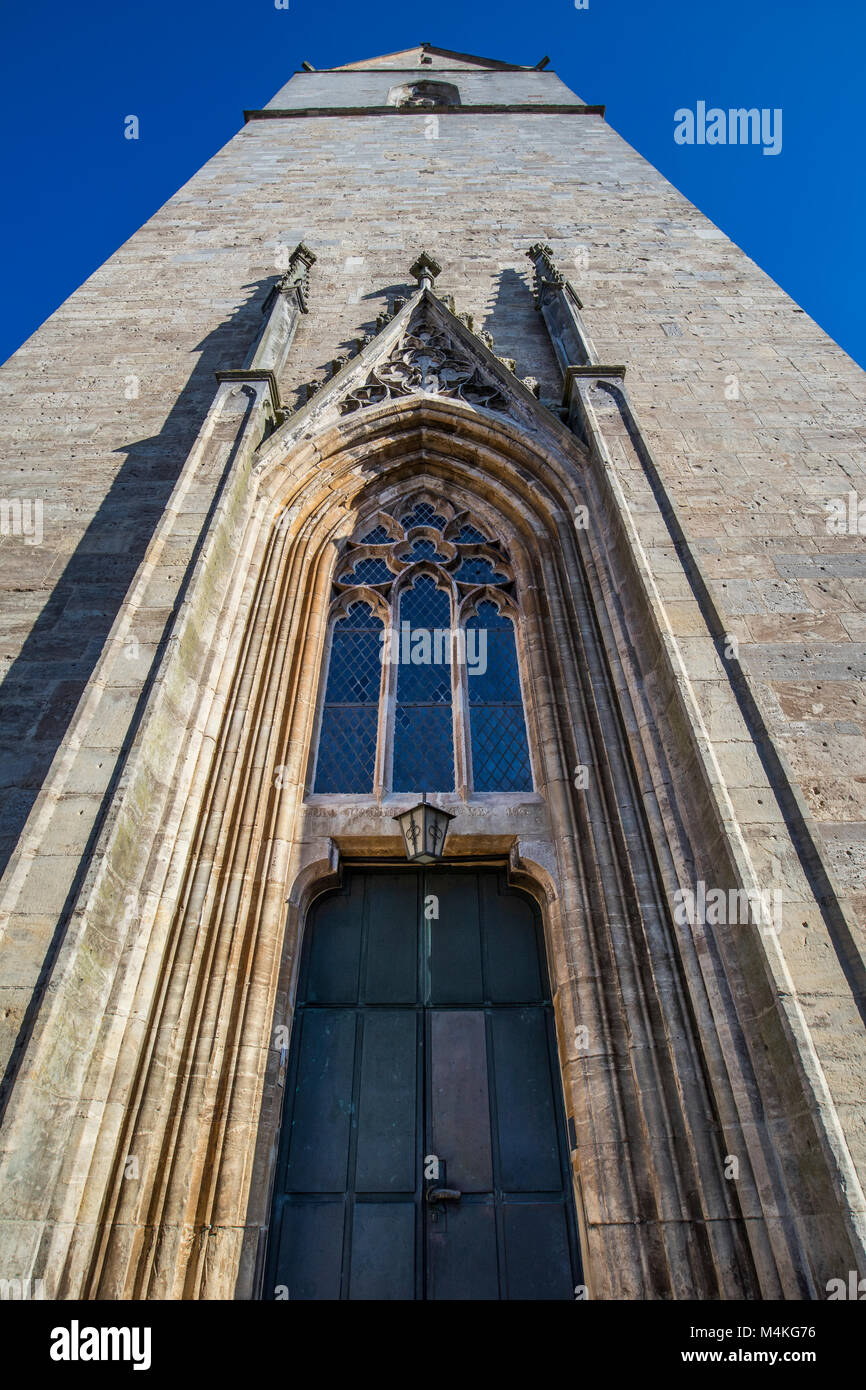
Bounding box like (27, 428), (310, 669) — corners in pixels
(0, 277), (275, 883)
(0, 276), (280, 1121)
(283, 280), (416, 413)
(285, 268), (562, 415)
(482, 266), (562, 400)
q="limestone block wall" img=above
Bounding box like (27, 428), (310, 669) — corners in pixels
(1, 61), (863, 956)
(261, 68), (583, 108)
(0, 49), (864, 1297)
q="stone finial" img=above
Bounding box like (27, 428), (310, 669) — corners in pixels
(409, 252), (442, 292)
(527, 241), (562, 280)
(288, 241), (317, 274)
(526, 241), (567, 308)
(285, 242), (317, 303)
(265, 241), (317, 317)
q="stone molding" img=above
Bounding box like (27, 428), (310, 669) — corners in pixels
(262, 285), (569, 448)
(340, 320), (513, 417)
(214, 369), (282, 419)
(242, 241), (316, 377)
(243, 104), (607, 121)
(527, 242), (599, 371)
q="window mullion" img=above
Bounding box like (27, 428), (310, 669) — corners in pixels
(377, 595), (398, 797)
(453, 597), (472, 800)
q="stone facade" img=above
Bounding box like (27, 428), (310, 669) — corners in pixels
(0, 43), (864, 1300)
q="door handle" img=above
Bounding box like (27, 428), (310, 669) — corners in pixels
(426, 1186), (461, 1204)
(424, 1157), (460, 1222)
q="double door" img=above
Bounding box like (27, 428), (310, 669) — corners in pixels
(265, 866), (580, 1299)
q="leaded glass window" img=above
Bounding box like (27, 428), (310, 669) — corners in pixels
(400, 502), (448, 532)
(405, 536), (450, 564)
(310, 495), (533, 796)
(393, 575), (455, 792)
(456, 523), (489, 544)
(454, 556), (509, 586)
(358, 523), (393, 544)
(466, 602), (532, 792)
(313, 601), (383, 793)
(338, 556), (393, 586)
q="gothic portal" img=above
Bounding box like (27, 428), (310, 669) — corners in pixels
(0, 44), (865, 1302)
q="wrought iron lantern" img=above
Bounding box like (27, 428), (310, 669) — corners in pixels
(393, 793), (455, 864)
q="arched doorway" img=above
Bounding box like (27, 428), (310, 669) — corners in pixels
(264, 865), (581, 1299)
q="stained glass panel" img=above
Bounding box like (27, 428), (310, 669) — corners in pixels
(454, 557), (509, 585)
(314, 512), (532, 797)
(393, 576), (454, 792)
(358, 523), (392, 544)
(406, 537), (450, 564)
(339, 556), (393, 585)
(400, 502), (447, 532)
(314, 602), (383, 793)
(456, 524), (490, 544)
(467, 602), (532, 791)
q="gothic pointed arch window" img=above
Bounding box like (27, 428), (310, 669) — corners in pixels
(313, 599), (385, 793)
(393, 573), (455, 792)
(465, 599), (532, 792)
(309, 495), (533, 796)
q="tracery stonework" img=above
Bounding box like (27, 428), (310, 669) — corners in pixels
(340, 316), (513, 416)
(388, 79), (461, 108)
(312, 493), (531, 797)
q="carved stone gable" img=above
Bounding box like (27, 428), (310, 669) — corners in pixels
(340, 310), (512, 416)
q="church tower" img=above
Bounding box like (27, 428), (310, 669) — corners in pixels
(0, 44), (865, 1301)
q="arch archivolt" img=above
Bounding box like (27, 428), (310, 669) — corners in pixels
(48, 390), (795, 1302)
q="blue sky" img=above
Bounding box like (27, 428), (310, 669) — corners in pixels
(1, 0), (864, 367)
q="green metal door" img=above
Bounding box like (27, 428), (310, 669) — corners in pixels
(264, 866), (581, 1299)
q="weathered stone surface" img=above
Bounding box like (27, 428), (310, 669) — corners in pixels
(0, 45), (864, 1304)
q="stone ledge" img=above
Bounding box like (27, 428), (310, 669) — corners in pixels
(244, 103), (607, 120)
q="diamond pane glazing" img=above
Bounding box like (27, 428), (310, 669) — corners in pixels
(314, 707), (379, 793)
(340, 557), (393, 585)
(393, 576), (454, 791)
(400, 502), (447, 532)
(313, 602), (382, 792)
(406, 537), (449, 564)
(455, 557), (509, 585)
(456, 524), (490, 544)
(469, 706), (532, 792)
(467, 604), (531, 790)
(314, 508), (531, 796)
